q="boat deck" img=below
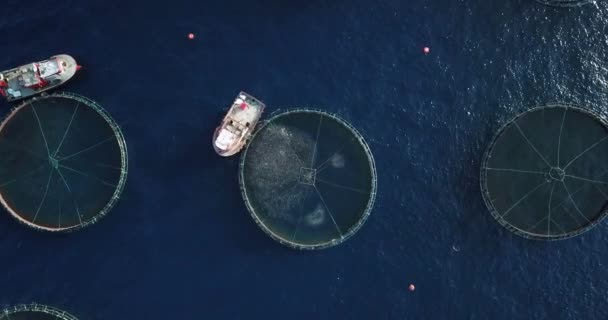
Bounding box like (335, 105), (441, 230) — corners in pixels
(3, 68), (39, 100)
(227, 99), (264, 127)
(0, 54), (77, 101)
(213, 92), (266, 156)
(229, 104), (262, 127)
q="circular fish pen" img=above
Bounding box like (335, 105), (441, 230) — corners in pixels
(0, 304), (78, 320)
(535, 0), (594, 7)
(481, 104), (608, 240)
(0, 92), (128, 232)
(239, 109), (377, 249)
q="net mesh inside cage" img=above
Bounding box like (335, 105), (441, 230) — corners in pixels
(0, 92), (128, 232)
(481, 104), (608, 239)
(239, 109), (377, 249)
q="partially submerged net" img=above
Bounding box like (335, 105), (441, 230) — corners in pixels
(239, 109), (377, 249)
(481, 104), (608, 240)
(535, 0), (594, 7)
(0, 92), (128, 232)
(0, 304), (78, 320)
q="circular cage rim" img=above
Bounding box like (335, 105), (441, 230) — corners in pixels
(480, 103), (608, 240)
(1, 303), (78, 320)
(534, 0), (594, 7)
(238, 108), (378, 250)
(0, 92), (129, 232)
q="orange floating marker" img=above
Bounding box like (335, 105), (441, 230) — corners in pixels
(408, 284), (415, 291)
(423, 47), (430, 54)
(188, 33), (195, 40)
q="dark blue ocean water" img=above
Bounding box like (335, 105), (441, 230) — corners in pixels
(1, 0), (608, 319)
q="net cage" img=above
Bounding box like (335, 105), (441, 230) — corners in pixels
(480, 104), (608, 240)
(535, 0), (594, 7)
(0, 304), (78, 320)
(239, 109), (377, 250)
(0, 92), (128, 232)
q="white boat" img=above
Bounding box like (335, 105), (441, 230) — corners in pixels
(213, 92), (265, 156)
(0, 54), (80, 102)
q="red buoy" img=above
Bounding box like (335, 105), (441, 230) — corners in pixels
(423, 47), (430, 54)
(188, 33), (195, 40)
(408, 284), (415, 291)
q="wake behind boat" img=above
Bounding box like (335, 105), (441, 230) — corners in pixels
(213, 92), (265, 156)
(0, 54), (81, 102)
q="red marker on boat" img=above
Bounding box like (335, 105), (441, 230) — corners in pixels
(188, 33), (195, 40)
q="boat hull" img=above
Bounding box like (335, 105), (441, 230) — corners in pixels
(212, 92), (265, 156)
(212, 126), (244, 157)
(1, 54), (78, 102)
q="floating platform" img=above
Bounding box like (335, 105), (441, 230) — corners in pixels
(0, 304), (78, 320)
(239, 109), (377, 249)
(481, 104), (608, 240)
(0, 92), (128, 232)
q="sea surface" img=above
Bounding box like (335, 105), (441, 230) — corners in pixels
(1, 0), (608, 319)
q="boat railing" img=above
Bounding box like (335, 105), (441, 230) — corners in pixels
(238, 91), (265, 109)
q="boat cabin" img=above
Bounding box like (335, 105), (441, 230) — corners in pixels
(38, 58), (63, 78)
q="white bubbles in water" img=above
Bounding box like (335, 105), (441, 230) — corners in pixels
(246, 123), (315, 222)
(330, 153), (345, 168)
(306, 204), (325, 226)
(279, 126), (290, 137)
